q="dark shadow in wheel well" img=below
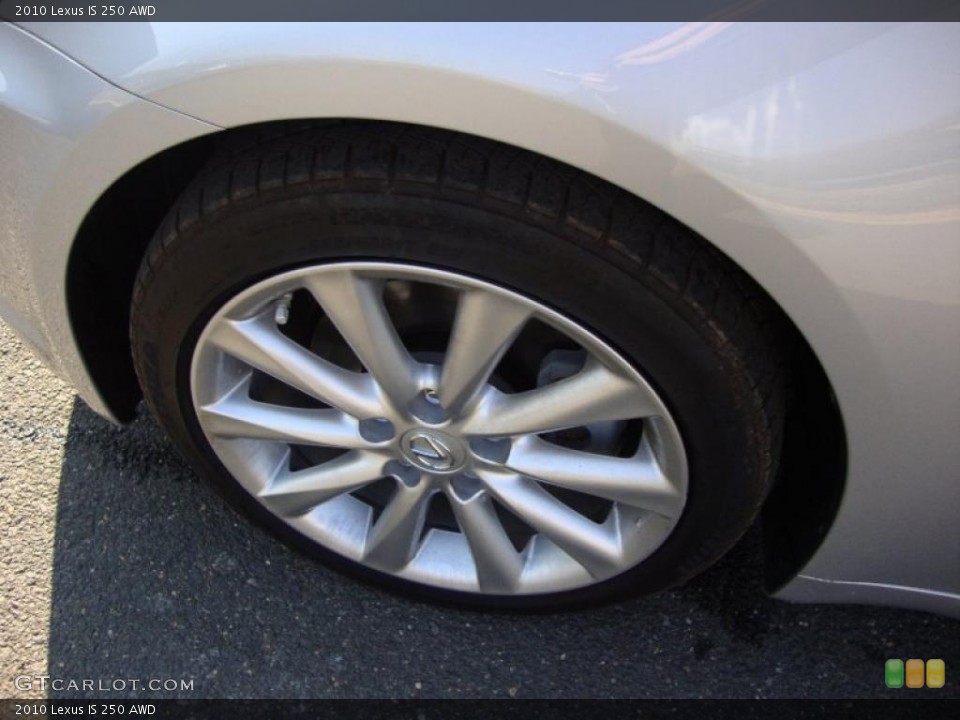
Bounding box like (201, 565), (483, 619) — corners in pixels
(760, 327), (847, 594)
(66, 134), (219, 422)
(65, 118), (846, 590)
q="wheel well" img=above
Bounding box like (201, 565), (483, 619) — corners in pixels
(65, 118), (845, 589)
(67, 134), (219, 422)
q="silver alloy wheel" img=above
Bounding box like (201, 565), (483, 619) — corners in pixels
(190, 262), (688, 595)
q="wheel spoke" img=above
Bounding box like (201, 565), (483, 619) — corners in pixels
(505, 436), (682, 518)
(447, 489), (524, 592)
(258, 450), (386, 517)
(207, 313), (381, 420)
(478, 470), (623, 578)
(362, 481), (434, 571)
(304, 269), (421, 411)
(462, 357), (660, 437)
(199, 376), (370, 449)
(438, 289), (531, 414)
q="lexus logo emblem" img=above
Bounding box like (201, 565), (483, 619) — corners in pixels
(408, 433), (454, 471)
(400, 429), (467, 474)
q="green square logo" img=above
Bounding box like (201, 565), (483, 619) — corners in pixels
(886, 659), (905, 688)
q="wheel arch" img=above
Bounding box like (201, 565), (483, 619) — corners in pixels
(66, 117), (846, 593)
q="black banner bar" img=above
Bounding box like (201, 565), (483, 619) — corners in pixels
(1, 0), (959, 22)
(0, 699), (952, 720)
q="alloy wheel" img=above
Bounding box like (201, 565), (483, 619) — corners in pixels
(190, 262), (688, 595)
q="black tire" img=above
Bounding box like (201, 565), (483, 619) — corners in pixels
(130, 121), (786, 610)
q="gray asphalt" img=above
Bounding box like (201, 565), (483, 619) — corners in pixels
(1, 319), (957, 700)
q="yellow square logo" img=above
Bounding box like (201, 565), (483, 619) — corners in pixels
(927, 659), (945, 689)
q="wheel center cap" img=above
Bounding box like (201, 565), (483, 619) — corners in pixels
(400, 429), (467, 474)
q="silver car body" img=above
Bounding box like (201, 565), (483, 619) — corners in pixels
(1, 21), (958, 615)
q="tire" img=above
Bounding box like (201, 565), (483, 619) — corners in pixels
(130, 121), (785, 610)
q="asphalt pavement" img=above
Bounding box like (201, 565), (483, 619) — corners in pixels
(1, 319), (957, 700)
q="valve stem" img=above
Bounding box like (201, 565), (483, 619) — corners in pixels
(275, 292), (293, 326)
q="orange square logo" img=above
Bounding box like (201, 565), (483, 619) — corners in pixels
(905, 659), (925, 688)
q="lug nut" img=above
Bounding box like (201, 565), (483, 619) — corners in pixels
(408, 389), (448, 424)
(385, 460), (421, 487)
(359, 417), (396, 443)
